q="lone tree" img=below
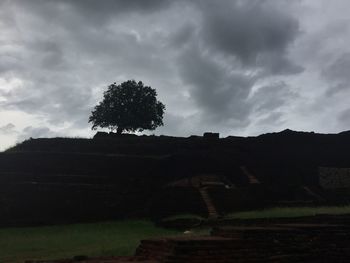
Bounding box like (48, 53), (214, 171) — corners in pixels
(89, 80), (165, 134)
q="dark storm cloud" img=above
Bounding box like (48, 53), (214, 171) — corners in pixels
(198, 0), (302, 75)
(256, 111), (285, 126)
(0, 0), (307, 142)
(0, 0), (170, 129)
(251, 82), (298, 113)
(178, 45), (254, 126)
(338, 108), (350, 129)
(2, 82), (94, 127)
(323, 53), (350, 96)
(174, 0), (302, 129)
(32, 41), (65, 70)
(61, 0), (173, 15)
(13, 0), (173, 18)
(169, 23), (197, 49)
(248, 82), (297, 128)
(255, 52), (303, 76)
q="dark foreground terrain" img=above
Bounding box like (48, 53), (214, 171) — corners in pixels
(1, 129), (350, 226)
(25, 214), (350, 263)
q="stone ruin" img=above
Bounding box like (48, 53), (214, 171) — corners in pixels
(319, 167), (350, 189)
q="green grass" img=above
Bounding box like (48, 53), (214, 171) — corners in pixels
(0, 220), (181, 263)
(226, 205), (350, 219)
(5, 209), (350, 263)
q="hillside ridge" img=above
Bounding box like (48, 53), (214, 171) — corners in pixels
(1, 129), (350, 226)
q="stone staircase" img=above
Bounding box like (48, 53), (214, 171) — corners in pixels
(198, 188), (219, 219)
(301, 186), (326, 202)
(240, 166), (260, 184)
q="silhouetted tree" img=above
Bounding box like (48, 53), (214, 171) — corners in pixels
(89, 80), (165, 134)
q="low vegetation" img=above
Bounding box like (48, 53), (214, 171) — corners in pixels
(162, 214), (205, 221)
(0, 220), (180, 263)
(226, 206), (350, 219)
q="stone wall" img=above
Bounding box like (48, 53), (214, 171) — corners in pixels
(319, 167), (350, 189)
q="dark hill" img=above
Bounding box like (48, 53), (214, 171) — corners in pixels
(1, 130), (350, 226)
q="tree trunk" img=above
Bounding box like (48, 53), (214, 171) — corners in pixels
(117, 127), (123, 135)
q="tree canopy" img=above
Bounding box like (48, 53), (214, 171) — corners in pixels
(89, 80), (165, 134)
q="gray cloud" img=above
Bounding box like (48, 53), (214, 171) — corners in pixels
(1, 0), (349, 148)
(0, 123), (16, 135)
(178, 45), (254, 127)
(198, 0), (302, 75)
(0, 0), (179, 132)
(338, 108), (350, 129)
(323, 53), (350, 96)
(173, 1), (302, 131)
(256, 111), (285, 126)
(255, 51), (303, 76)
(10, 0), (174, 27)
(1, 79), (94, 129)
(247, 82), (297, 130)
(63, 0), (173, 15)
(251, 82), (298, 113)
(17, 126), (59, 142)
(0, 0), (304, 138)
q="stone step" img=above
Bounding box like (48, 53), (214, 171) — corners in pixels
(198, 188), (219, 219)
(240, 166), (260, 184)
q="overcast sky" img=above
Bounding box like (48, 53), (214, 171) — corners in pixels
(0, 0), (350, 150)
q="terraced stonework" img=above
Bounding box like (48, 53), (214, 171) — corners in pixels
(136, 223), (350, 262)
(24, 256), (156, 263)
(136, 236), (246, 262)
(212, 224), (350, 262)
(319, 167), (350, 189)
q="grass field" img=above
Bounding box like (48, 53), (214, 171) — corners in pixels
(2, 206), (350, 263)
(227, 205), (350, 219)
(0, 220), (180, 263)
